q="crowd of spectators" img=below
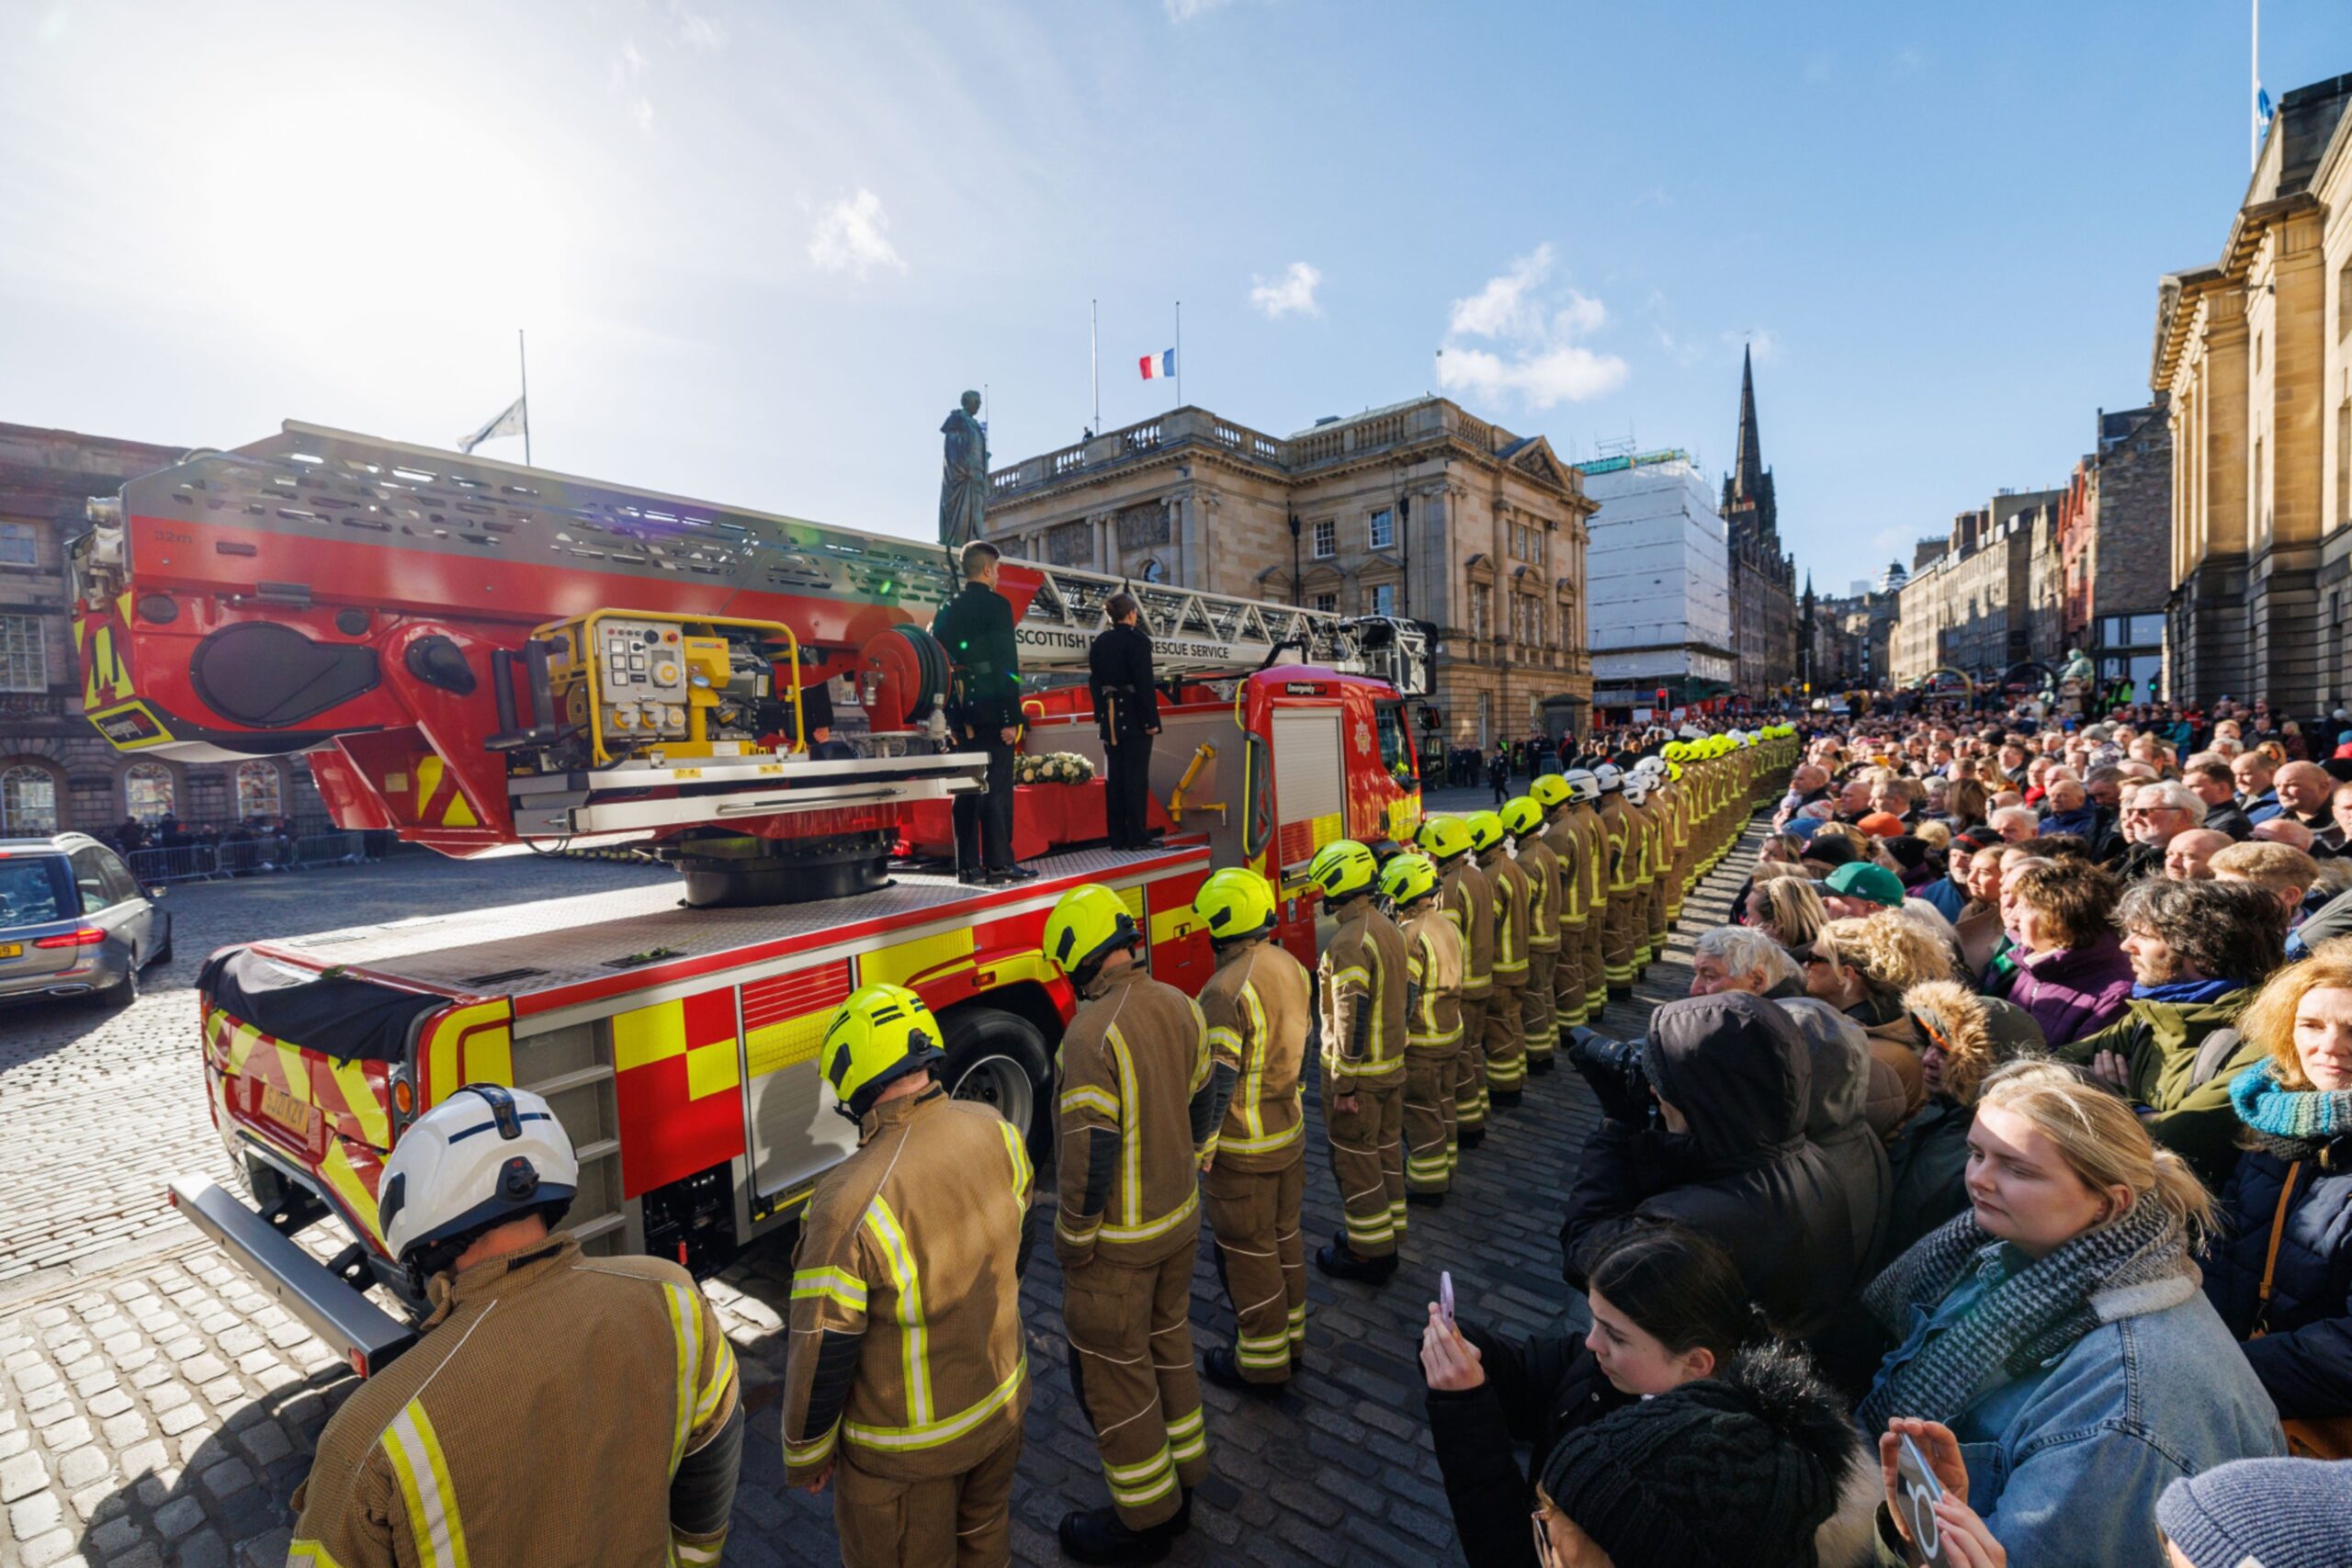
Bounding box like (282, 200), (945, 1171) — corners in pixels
(1417, 706), (2352, 1568)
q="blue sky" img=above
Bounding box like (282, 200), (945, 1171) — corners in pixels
(3, 1), (2342, 592)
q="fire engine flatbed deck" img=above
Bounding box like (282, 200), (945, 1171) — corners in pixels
(248, 842), (1209, 1016)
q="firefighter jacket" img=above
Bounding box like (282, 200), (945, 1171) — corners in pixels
(932, 579), (1023, 732)
(1055, 963), (1216, 1267)
(1197, 934), (1312, 1173)
(1552, 808), (1589, 931)
(289, 1233), (741, 1568)
(1477, 846), (1531, 980)
(781, 1085), (1032, 1484)
(1597, 795), (1639, 892)
(1318, 895), (1410, 1092)
(1516, 834), (1561, 953)
(1398, 902), (1465, 1053)
(1440, 858), (1496, 999)
(1571, 803), (1609, 914)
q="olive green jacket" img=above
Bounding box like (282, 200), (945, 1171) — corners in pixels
(2053, 988), (2259, 1188)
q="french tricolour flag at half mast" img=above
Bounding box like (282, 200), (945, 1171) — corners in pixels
(1138, 348), (1176, 380)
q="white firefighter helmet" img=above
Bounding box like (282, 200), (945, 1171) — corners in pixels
(1623, 775), (1650, 806)
(1632, 756), (1668, 780)
(1592, 762), (1625, 794)
(1563, 768), (1600, 804)
(377, 1084), (578, 1270)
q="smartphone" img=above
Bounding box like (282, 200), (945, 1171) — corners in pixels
(1438, 1270), (1456, 1327)
(1894, 1433), (1948, 1568)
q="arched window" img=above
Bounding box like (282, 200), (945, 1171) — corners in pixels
(124, 761), (175, 825)
(1, 764), (57, 835)
(1139, 558), (1165, 584)
(236, 761), (283, 820)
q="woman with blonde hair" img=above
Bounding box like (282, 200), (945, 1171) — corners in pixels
(2204, 937), (2352, 1432)
(1747, 875), (1829, 953)
(1860, 1061), (2285, 1567)
(1802, 913), (1953, 1132)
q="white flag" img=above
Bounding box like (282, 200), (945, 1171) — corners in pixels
(458, 396), (526, 454)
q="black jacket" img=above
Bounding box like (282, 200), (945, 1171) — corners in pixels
(1425, 1322), (1631, 1568)
(1766, 985), (1894, 1275)
(931, 581), (1022, 731)
(2204, 802), (2256, 841)
(2205, 1134), (2352, 1419)
(1558, 993), (1868, 1337)
(1086, 622), (1159, 743)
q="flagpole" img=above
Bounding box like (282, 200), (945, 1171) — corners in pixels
(2251, 0), (2260, 171)
(517, 329), (532, 467)
(1174, 300), (1183, 409)
(1091, 299), (1100, 434)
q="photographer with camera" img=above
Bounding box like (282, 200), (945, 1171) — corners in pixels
(1559, 993), (1871, 1339)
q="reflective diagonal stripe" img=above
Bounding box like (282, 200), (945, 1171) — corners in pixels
(1166, 1404), (1207, 1463)
(994, 1116), (1033, 1206)
(790, 1267), (869, 1314)
(695, 1332), (737, 1429)
(1105, 1025), (1144, 1229)
(842, 1358), (1028, 1451)
(287, 1542), (349, 1568)
(662, 1281), (701, 1476)
(785, 1423), (839, 1468)
(1060, 1085), (1121, 1121)
(382, 1400), (472, 1568)
(1240, 979), (1270, 1142)
(862, 1195), (932, 1425)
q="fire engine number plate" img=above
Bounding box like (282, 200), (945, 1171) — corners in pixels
(0, 942), (20, 959)
(258, 1083), (318, 1144)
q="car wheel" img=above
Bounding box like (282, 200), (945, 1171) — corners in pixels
(939, 1006), (1052, 1155)
(94, 957), (139, 1009)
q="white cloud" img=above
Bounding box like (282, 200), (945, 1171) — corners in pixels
(1438, 245), (1627, 410)
(670, 1), (725, 50)
(628, 95), (655, 132)
(1894, 45), (1924, 74)
(808, 189), (907, 280)
(1724, 329), (1778, 362)
(1164, 0), (1234, 19)
(1249, 260), (1321, 319)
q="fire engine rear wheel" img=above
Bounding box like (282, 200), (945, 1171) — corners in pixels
(939, 1007), (1048, 1151)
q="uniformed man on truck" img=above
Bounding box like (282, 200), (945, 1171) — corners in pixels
(1501, 795), (1561, 1076)
(1383, 852), (1464, 1196)
(1309, 839), (1410, 1281)
(1044, 884), (1223, 1564)
(780, 983), (1035, 1567)
(932, 540), (1034, 886)
(288, 1085), (742, 1568)
(1191, 867), (1312, 1392)
(1466, 809), (1530, 1107)
(1418, 815), (1495, 1150)
(1088, 591), (1161, 852)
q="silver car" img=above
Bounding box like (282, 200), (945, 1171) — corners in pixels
(0, 833), (173, 1005)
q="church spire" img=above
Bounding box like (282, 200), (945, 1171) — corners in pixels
(1731, 343), (1764, 503)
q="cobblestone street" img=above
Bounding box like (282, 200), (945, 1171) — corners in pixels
(0, 811), (1763, 1568)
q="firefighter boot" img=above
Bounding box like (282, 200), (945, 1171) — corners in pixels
(1316, 1231), (1400, 1284)
(1202, 1346), (1286, 1397)
(1059, 1492), (1193, 1565)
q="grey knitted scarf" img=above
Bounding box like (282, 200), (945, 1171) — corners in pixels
(1855, 1196), (2189, 1435)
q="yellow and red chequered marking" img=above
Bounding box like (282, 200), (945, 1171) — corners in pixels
(612, 987), (745, 1198)
(416, 1000), (514, 1109)
(201, 1006), (394, 1247)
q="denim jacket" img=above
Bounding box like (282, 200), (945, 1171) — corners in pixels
(1864, 1245), (2285, 1568)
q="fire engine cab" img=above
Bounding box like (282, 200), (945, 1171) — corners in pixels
(68, 423), (1429, 1374)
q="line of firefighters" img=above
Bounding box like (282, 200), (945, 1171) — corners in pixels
(781, 728), (1802, 1566)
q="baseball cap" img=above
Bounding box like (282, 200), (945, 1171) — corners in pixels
(1814, 861), (1905, 909)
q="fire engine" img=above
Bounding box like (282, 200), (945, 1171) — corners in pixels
(68, 423), (1430, 1374)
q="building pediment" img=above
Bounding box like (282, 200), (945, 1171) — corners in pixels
(1504, 437), (1572, 491)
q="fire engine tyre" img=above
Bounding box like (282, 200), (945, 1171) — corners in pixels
(939, 1006), (1049, 1152)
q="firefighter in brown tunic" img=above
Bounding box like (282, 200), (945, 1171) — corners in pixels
(1191, 867), (1312, 1392)
(1500, 795), (1560, 1076)
(1621, 768), (1665, 982)
(1308, 839), (1410, 1281)
(1383, 852), (1464, 1195)
(1467, 809), (1529, 1107)
(1043, 884), (1221, 1563)
(1564, 766), (1611, 1023)
(289, 1085), (742, 1568)
(1532, 773), (1587, 1040)
(1419, 814), (1495, 1149)
(1594, 763), (1643, 1000)
(782, 983), (1033, 1567)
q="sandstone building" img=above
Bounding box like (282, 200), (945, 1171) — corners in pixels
(1888, 491), (2064, 690)
(0, 422), (329, 839)
(981, 398), (1595, 746)
(2056, 400), (2173, 702)
(2154, 73), (2352, 712)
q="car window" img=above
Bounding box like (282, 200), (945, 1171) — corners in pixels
(70, 847), (119, 913)
(1374, 701), (1419, 786)
(96, 849), (142, 905)
(0, 858), (73, 925)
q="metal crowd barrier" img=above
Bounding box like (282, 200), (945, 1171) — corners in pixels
(293, 831), (367, 867)
(125, 844), (222, 885)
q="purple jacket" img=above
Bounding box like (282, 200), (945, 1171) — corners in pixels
(2004, 933), (2135, 1049)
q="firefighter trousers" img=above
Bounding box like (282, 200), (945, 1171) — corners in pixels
(1552, 925), (1586, 1032)
(1521, 949), (1557, 1064)
(1453, 995), (1490, 1134)
(1325, 1075), (1405, 1257)
(834, 1428), (1023, 1568)
(1204, 1158), (1306, 1383)
(1581, 911), (1607, 1016)
(1484, 976), (1526, 1093)
(1063, 1245), (1209, 1529)
(1402, 1048), (1455, 1194)
(1645, 877), (1668, 966)
(1602, 893), (1639, 991)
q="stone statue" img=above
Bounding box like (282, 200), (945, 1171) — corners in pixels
(939, 389), (989, 553)
(2060, 646), (2095, 686)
